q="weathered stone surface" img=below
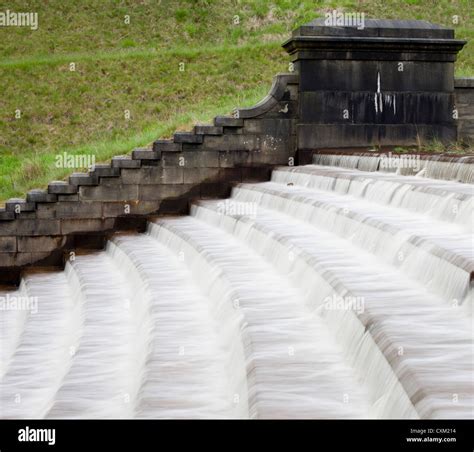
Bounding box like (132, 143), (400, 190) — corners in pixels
(18, 236), (66, 253)
(184, 150), (221, 167)
(5, 199), (36, 213)
(121, 167), (184, 185)
(0, 237), (16, 253)
(26, 190), (58, 203)
(132, 148), (159, 160)
(214, 116), (244, 127)
(60, 218), (115, 235)
(0, 252), (52, 267)
(56, 201), (103, 219)
(194, 125), (223, 135)
(69, 173), (99, 186)
(139, 184), (199, 201)
(300, 91), (454, 124)
(36, 204), (57, 219)
(455, 78), (474, 143)
(79, 184), (139, 201)
(174, 132), (203, 144)
(0, 209), (15, 221)
(112, 156), (141, 168)
(183, 167), (220, 184)
(299, 60), (454, 93)
(102, 201), (162, 217)
(284, 18), (465, 150)
(48, 182), (78, 195)
(0, 220), (60, 237)
(57, 194), (79, 202)
(152, 140), (182, 153)
(90, 165), (120, 178)
(201, 134), (260, 152)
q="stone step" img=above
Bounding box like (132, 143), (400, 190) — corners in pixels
(69, 173), (99, 186)
(26, 189), (58, 204)
(214, 116), (243, 127)
(194, 125), (223, 136)
(5, 198), (36, 213)
(89, 164), (120, 178)
(111, 155), (141, 169)
(131, 148), (159, 160)
(48, 181), (78, 195)
(152, 140), (182, 153)
(0, 208), (15, 221)
(173, 132), (203, 144)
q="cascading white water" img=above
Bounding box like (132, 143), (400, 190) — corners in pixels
(313, 153), (474, 184)
(1, 154), (472, 419)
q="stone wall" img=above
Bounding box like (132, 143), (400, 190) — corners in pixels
(455, 78), (474, 144)
(0, 74), (298, 283)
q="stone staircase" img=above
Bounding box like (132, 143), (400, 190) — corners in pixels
(0, 74), (298, 282)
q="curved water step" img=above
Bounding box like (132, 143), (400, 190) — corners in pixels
(108, 235), (246, 419)
(0, 288), (25, 379)
(230, 182), (473, 306)
(313, 154), (474, 184)
(273, 165), (473, 229)
(148, 217), (371, 419)
(46, 254), (139, 419)
(1, 159), (472, 420)
(189, 200), (472, 418)
(0, 273), (77, 418)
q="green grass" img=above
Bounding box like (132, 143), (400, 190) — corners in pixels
(0, 0), (472, 202)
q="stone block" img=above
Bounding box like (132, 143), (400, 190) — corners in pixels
(17, 236), (67, 253)
(121, 167), (184, 185)
(0, 237), (16, 253)
(0, 209), (15, 221)
(102, 201), (162, 217)
(5, 199), (35, 213)
(48, 182), (78, 195)
(152, 140), (182, 153)
(56, 201), (103, 219)
(180, 151), (220, 168)
(0, 219), (60, 237)
(90, 165), (120, 178)
(79, 184), (139, 202)
(69, 173), (99, 186)
(183, 167), (220, 184)
(132, 148), (159, 160)
(112, 156), (141, 168)
(194, 125), (223, 135)
(201, 135), (260, 152)
(139, 184), (199, 201)
(61, 218), (115, 235)
(174, 132), (203, 144)
(26, 190), (57, 203)
(214, 116), (244, 127)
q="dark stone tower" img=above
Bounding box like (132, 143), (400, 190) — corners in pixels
(283, 19), (466, 149)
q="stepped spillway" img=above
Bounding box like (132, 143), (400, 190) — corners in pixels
(0, 155), (473, 419)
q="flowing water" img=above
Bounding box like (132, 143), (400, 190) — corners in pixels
(1, 154), (473, 419)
